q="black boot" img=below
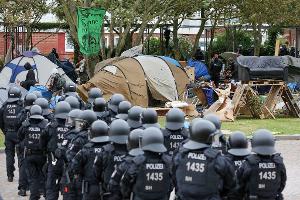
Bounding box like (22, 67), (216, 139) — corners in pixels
(18, 189), (27, 196)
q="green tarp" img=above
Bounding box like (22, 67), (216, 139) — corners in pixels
(77, 7), (105, 56)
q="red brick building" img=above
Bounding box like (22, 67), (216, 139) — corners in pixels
(0, 31), (74, 60)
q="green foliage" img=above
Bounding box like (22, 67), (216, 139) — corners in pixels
(145, 36), (193, 60)
(261, 27), (283, 56)
(212, 29), (253, 55)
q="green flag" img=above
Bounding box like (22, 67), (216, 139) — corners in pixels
(77, 7), (106, 56)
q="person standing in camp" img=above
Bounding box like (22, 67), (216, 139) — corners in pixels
(20, 62), (36, 90)
(0, 87), (24, 183)
(187, 49), (211, 82)
(210, 53), (223, 87)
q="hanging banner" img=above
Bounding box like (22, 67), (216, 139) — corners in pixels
(77, 7), (106, 56)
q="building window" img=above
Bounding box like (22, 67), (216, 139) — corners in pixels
(65, 33), (74, 52)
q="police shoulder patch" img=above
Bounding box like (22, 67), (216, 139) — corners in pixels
(246, 154), (260, 165)
(204, 148), (220, 159)
(133, 154), (146, 165)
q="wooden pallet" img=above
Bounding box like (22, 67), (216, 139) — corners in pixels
(232, 81), (300, 119)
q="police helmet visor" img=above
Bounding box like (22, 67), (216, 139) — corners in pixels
(252, 146), (276, 156)
(109, 135), (128, 144)
(29, 114), (44, 120)
(55, 112), (69, 119)
(142, 143), (167, 153)
(183, 140), (210, 150)
(142, 123), (160, 129)
(129, 148), (144, 156)
(91, 136), (110, 143)
(108, 103), (118, 113)
(165, 121), (184, 131)
(228, 148), (250, 157)
(115, 113), (129, 121)
(127, 119), (142, 129)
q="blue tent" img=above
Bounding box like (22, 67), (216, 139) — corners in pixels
(159, 56), (181, 67)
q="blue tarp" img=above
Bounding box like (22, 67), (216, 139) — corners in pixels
(29, 85), (52, 100)
(187, 59), (210, 80)
(160, 56), (181, 67)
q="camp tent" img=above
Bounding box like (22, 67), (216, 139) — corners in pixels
(0, 51), (72, 88)
(159, 56), (181, 67)
(79, 55), (190, 107)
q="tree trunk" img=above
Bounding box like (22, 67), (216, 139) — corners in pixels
(100, 26), (106, 60)
(108, 16), (115, 58)
(192, 9), (207, 57)
(253, 24), (262, 56)
(133, 21), (148, 46)
(5, 42), (13, 64)
(173, 18), (180, 60)
(25, 26), (32, 51)
(116, 25), (131, 56)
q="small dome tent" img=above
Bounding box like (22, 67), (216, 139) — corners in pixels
(0, 51), (71, 88)
(78, 55), (190, 107)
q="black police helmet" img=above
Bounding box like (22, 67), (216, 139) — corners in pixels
(55, 101), (71, 119)
(203, 114), (221, 130)
(68, 109), (82, 119)
(64, 82), (77, 93)
(32, 91), (42, 98)
(65, 96), (80, 110)
(116, 101), (132, 120)
(79, 110), (97, 126)
(88, 88), (103, 103)
(90, 120), (109, 143)
(128, 129), (144, 156)
(141, 108), (160, 129)
(228, 131), (250, 156)
(127, 106), (143, 129)
(165, 108), (185, 131)
(29, 105), (44, 120)
(251, 129), (276, 156)
(108, 94), (125, 113)
(7, 86), (21, 102)
(142, 127), (166, 153)
(184, 119), (216, 150)
(109, 119), (130, 144)
(93, 98), (106, 113)
(24, 93), (37, 108)
(34, 98), (50, 115)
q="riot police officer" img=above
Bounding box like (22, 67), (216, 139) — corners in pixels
(115, 101), (132, 121)
(127, 106), (143, 130)
(60, 82), (85, 109)
(66, 110), (97, 199)
(93, 97), (110, 124)
(56, 109), (83, 200)
(21, 93), (38, 119)
(121, 127), (172, 200)
(235, 129), (286, 200)
(141, 108), (160, 129)
(172, 119), (236, 200)
(107, 93), (125, 120)
(34, 97), (54, 121)
(108, 129), (144, 200)
(203, 113), (227, 153)
(163, 108), (188, 156)
(93, 119), (129, 196)
(45, 101), (71, 200)
(72, 120), (110, 200)
(0, 86), (24, 182)
(226, 131), (250, 171)
(86, 87), (103, 109)
(17, 93), (38, 196)
(17, 105), (49, 200)
(65, 96), (80, 110)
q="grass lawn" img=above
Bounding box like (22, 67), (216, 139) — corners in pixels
(159, 117), (300, 135)
(0, 131), (4, 148)
(0, 117), (299, 148)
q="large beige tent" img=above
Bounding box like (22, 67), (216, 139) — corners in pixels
(78, 55), (190, 107)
